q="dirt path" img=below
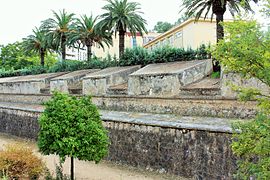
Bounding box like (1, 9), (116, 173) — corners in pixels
(0, 133), (190, 180)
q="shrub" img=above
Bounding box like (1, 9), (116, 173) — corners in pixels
(0, 143), (45, 179)
(48, 60), (84, 73)
(212, 19), (270, 179)
(118, 47), (149, 66)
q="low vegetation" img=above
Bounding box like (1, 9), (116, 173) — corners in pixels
(0, 143), (46, 179)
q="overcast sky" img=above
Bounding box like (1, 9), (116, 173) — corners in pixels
(0, 0), (265, 45)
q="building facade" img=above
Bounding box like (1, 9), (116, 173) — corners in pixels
(91, 32), (159, 58)
(144, 18), (217, 50)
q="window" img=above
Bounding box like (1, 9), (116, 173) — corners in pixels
(132, 37), (137, 47)
(175, 31), (182, 39)
(169, 36), (174, 44)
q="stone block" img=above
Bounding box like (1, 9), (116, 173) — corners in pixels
(50, 69), (99, 93)
(0, 72), (66, 94)
(221, 72), (270, 98)
(83, 65), (141, 96)
(128, 59), (212, 97)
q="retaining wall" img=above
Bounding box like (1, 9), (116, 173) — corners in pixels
(0, 105), (237, 179)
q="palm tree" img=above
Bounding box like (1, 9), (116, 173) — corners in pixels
(69, 15), (113, 61)
(100, 0), (148, 57)
(23, 27), (52, 66)
(41, 9), (75, 60)
(181, 0), (258, 42)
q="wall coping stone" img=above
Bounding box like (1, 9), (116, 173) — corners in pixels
(0, 93), (241, 100)
(0, 102), (246, 133)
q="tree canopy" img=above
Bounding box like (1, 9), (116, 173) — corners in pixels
(41, 9), (75, 61)
(23, 27), (52, 66)
(153, 21), (173, 33)
(69, 14), (112, 61)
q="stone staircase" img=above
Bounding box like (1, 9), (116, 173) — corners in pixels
(180, 78), (221, 97)
(40, 86), (50, 94)
(107, 83), (128, 95)
(68, 87), (83, 95)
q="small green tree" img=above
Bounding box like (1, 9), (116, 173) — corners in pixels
(38, 92), (109, 180)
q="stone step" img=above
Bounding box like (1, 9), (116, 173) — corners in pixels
(180, 87), (221, 96)
(40, 88), (50, 94)
(180, 78), (221, 96)
(107, 83), (128, 95)
(68, 88), (82, 95)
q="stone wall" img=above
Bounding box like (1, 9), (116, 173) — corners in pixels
(0, 107), (40, 139)
(0, 106), (237, 179)
(105, 121), (236, 179)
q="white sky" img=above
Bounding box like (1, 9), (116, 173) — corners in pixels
(0, 0), (265, 45)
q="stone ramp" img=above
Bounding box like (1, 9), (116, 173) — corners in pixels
(180, 77), (221, 97)
(50, 69), (99, 94)
(83, 65), (141, 96)
(128, 59), (212, 97)
(0, 72), (66, 94)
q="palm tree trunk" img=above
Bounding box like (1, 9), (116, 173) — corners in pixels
(87, 45), (92, 61)
(216, 13), (224, 42)
(40, 49), (45, 67)
(213, 13), (224, 72)
(119, 30), (125, 58)
(61, 35), (66, 61)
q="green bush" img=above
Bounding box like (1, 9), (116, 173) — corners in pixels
(48, 60), (84, 73)
(232, 114), (270, 179)
(212, 19), (270, 179)
(118, 47), (150, 66)
(0, 66), (47, 78)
